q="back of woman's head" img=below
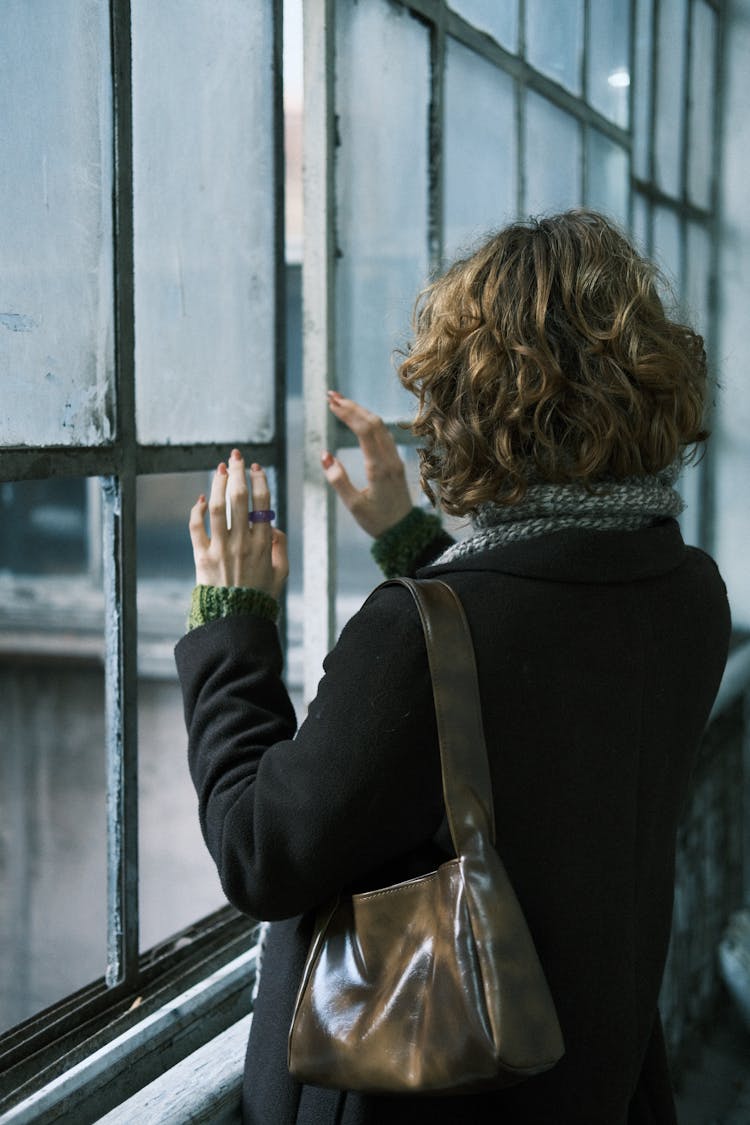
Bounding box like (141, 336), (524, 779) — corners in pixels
(398, 209), (708, 515)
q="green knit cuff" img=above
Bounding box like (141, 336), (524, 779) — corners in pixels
(187, 585), (280, 631)
(371, 507), (445, 579)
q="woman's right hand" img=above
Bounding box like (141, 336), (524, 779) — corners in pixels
(320, 391), (414, 539)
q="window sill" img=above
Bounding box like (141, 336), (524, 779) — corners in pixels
(2, 944), (257, 1125)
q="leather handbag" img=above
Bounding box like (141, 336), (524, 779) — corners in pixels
(288, 577), (564, 1094)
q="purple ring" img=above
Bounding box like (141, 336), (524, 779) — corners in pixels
(249, 509), (275, 524)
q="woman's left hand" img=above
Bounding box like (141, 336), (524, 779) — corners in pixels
(189, 450), (288, 598)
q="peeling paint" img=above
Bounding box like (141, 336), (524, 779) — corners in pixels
(0, 312), (37, 332)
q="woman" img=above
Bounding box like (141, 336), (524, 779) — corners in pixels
(176, 211), (731, 1124)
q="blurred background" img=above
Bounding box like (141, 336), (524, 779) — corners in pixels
(1, 0), (749, 1115)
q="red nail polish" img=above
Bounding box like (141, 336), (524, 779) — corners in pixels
(321, 451), (334, 468)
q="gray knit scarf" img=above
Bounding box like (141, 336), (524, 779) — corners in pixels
(433, 466), (685, 566)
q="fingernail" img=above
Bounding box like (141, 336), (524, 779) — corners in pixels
(198, 494), (206, 503)
(327, 389), (341, 401)
(321, 451), (334, 469)
(218, 462), (228, 475)
(251, 462), (261, 472)
(230, 448), (241, 460)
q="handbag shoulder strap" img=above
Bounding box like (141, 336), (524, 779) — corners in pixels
(371, 576), (496, 855)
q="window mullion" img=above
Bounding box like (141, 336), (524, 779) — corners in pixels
(107, 0), (139, 986)
(103, 474), (140, 987)
(302, 0), (337, 703)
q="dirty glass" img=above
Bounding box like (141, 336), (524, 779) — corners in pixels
(586, 130), (629, 228)
(524, 93), (582, 216)
(0, 478), (106, 1032)
(654, 0), (687, 199)
(633, 192), (650, 252)
(633, 0), (653, 179)
(132, 0), (275, 445)
(587, 0), (631, 127)
(448, 0), (518, 51)
(686, 222), (711, 337)
(653, 206), (682, 296)
(335, 0), (430, 422)
(0, 0), (114, 448)
(444, 38), (517, 260)
(525, 0), (584, 95)
(687, 1), (717, 209)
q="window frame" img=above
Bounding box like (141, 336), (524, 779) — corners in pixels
(0, 0), (285, 1106)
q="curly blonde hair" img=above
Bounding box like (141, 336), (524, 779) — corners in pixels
(397, 210), (708, 515)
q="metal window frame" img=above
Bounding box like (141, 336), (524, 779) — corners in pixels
(0, 0), (286, 1098)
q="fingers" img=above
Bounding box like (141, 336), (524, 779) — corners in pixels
(189, 494), (209, 553)
(320, 449), (361, 513)
(271, 528), (289, 582)
(208, 462), (229, 542)
(248, 462), (272, 545)
(227, 448), (249, 534)
(327, 390), (401, 478)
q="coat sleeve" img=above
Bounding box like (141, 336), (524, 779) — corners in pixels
(174, 583), (444, 921)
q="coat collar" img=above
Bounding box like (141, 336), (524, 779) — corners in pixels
(417, 518), (687, 585)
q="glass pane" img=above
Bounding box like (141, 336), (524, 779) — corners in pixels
(586, 130), (629, 228)
(687, 1), (717, 209)
(653, 205), (682, 298)
(633, 0), (653, 179)
(525, 0), (584, 94)
(654, 0), (687, 198)
(448, 0), (518, 50)
(133, 1), (276, 445)
(444, 38), (517, 260)
(336, 0), (430, 421)
(632, 191), (650, 252)
(685, 222), (711, 338)
(137, 472), (230, 949)
(0, 479), (106, 1032)
(0, 1), (114, 448)
(677, 461), (702, 547)
(0, 478), (90, 575)
(587, 0), (631, 127)
(524, 93), (582, 216)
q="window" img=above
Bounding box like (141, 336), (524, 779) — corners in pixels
(0, 0), (284, 1103)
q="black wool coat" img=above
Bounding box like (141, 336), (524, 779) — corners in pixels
(175, 520), (731, 1125)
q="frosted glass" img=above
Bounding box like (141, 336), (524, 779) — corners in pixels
(525, 0), (584, 94)
(0, 1), (114, 448)
(632, 192), (650, 253)
(449, 0), (518, 50)
(587, 0), (631, 127)
(653, 206), (682, 298)
(685, 222), (711, 337)
(444, 39), (517, 260)
(133, 1), (275, 445)
(687, 1), (717, 209)
(633, 0), (653, 179)
(336, 0), (429, 421)
(586, 131), (629, 228)
(524, 93), (582, 216)
(654, 0), (687, 198)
